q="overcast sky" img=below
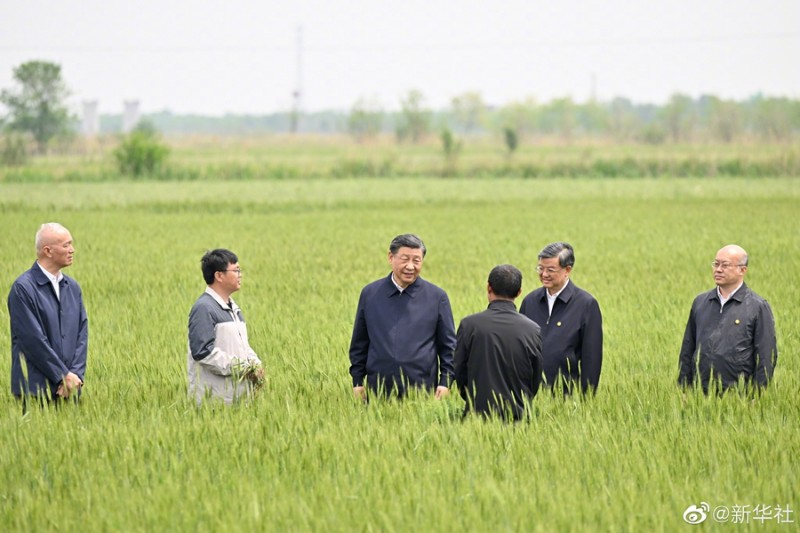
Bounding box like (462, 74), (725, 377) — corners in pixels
(1, 0), (798, 115)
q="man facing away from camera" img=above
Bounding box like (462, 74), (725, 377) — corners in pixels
(519, 242), (603, 395)
(349, 234), (456, 400)
(8, 223), (87, 407)
(678, 244), (777, 394)
(454, 264), (542, 421)
(188, 248), (263, 405)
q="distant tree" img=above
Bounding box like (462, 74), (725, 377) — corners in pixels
(495, 98), (538, 139)
(347, 97), (383, 142)
(396, 89), (431, 143)
(113, 121), (170, 177)
(608, 97), (640, 142)
(578, 100), (610, 137)
(503, 127), (518, 158)
(0, 60), (73, 154)
(751, 96), (793, 141)
(661, 93), (695, 143)
(539, 97), (577, 142)
(704, 96), (742, 143)
(440, 127), (462, 175)
(1, 132), (30, 166)
(450, 91), (486, 135)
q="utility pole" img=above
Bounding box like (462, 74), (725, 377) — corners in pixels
(290, 26), (303, 133)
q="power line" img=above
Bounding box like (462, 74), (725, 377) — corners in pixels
(0, 32), (797, 54)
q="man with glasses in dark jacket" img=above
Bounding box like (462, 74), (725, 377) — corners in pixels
(519, 242), (603, 395)
(678, 244), (777, 394)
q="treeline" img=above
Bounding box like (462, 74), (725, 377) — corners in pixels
(103, 91), (800, 143)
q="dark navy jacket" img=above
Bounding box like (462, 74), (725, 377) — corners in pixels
(349, 274), (456, 396)
(519, 281), (603, 394)
(678, 282), (777, 393)
(8, 262), (88, 397)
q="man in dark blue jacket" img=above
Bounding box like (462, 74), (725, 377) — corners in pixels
(519, 242), (603, 395)
(349, 234), (456, 399)
(8, 223), (88, 404)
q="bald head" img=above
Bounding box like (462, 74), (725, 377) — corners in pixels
(713, 244), (748, 293)
(35, 223), (75, 274)
(717, 244), (748, 267)
(36, 223), (70, 254)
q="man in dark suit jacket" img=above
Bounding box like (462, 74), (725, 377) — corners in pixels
(454, 264), (542, 420)
(519, 242), (603, 395)
(349, 234), (456, 399)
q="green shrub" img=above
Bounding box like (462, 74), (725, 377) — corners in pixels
(113, 124), (169, 176)
(1, 132), (29, 167)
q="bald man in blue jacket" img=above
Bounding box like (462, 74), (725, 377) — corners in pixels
(8, 223), (87, 404)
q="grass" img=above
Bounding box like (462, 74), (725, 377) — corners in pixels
(2, 135), (799, 180)
(0, 176), (798, 531)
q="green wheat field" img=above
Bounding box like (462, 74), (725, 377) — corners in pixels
(1, 175), (798, 531)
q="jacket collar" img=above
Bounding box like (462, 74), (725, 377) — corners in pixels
(204, 286), (239, 312)
(30, 261), (68, 287)
(488, 299), (517, 312)
(538, 279), (576, 304)
(708, 281), (749, 303)
(383, 272), (422, 298)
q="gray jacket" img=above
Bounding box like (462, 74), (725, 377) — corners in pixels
(678, 282), (777, 392)
(187, 288), (261, 404)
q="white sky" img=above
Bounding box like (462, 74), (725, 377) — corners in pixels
(1, 0), (798, 115)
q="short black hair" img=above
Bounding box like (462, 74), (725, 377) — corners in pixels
(389, 234), (426, 257)
(201, 249), (238, 285)
(488, 264), (523, 298)
(538, 242), (575, 268)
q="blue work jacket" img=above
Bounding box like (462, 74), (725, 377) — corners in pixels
(8, 262), (88, 397)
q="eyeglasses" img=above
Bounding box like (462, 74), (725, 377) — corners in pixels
(711, 261), (744, 270)
(224, 269), (243, 276)
(536, 265), (564, 274)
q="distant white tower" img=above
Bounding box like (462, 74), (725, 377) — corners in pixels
(123, 100), (140, 133)
(81, 101), (99, 137)
(290, 26), (303, 133)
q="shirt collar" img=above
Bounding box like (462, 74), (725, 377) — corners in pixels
(36, 261), (63, 284)
(716, 281), (744, 302)
(547, 278), (570, 301)
(204, 286), (239, 312)
(387, 273), (420, 297)
(390, 273), (406, 293)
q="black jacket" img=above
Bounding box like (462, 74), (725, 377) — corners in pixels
(678, 282), (777, 393)
(519, 281), (603, 394)
(454, 300), (542, 420)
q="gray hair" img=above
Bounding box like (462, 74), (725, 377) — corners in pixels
(538, 242), (575, 268)
(35, 222), (69, 252)
(389, 234), (426, 257)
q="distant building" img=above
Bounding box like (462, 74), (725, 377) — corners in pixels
(81, 101), (99, 137)
(123, 100), (140, 133)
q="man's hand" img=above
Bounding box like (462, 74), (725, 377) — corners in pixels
(65, 372), (83, 391)
(353, 386), (366, 401)
(435, 386), (450, 400)
(58, 372), (83, 398)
